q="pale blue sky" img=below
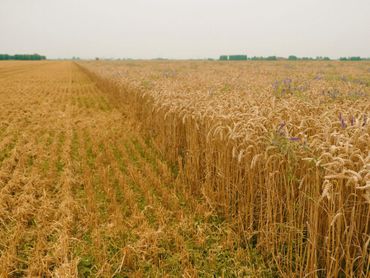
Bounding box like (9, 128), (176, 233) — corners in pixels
(1, 0), (369, 59)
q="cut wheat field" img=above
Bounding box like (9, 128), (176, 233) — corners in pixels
(0, 60), (369, 277)
(0, 61), (271, 277)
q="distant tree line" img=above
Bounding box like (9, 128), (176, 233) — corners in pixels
(219, 55), (276, 61)
(250, 56), (277, 61)
(219, 55), (370, 61)
(0, 54), (47, 60)
(288, 55), (331, 61)
(339, 56), (370, 61)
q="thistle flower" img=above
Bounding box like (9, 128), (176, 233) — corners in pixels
(350, 115), (355, 126)
(339, 113), (346, 128)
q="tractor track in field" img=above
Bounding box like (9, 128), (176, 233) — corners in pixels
(0, 62), (269, 277)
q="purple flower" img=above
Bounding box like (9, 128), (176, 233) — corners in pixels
(289, 137), (300, 141)
(283, 78), (292, 84)
(339, 113), (347, 128)
(277, 121), (286, 136)
(278, 121), (286, 130)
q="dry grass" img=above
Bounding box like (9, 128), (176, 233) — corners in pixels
(0, 61), (270, 277)
(79, 60), (370, 277)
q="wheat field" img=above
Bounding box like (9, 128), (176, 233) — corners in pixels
(79, 60), (370, 277)
(0, 60), (369, 277)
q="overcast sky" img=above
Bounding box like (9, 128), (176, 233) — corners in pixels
(1, 0), (369, 59)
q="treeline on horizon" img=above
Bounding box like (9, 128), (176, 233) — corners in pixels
(0, 54), (47, 61)
(219, 55), (370, 61)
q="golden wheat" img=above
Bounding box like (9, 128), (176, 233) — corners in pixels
(79, 60), (370, 277)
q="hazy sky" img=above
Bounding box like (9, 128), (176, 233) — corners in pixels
(1, 0), (369, 59)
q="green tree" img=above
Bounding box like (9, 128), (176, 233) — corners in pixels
(229, 55), (247, 61)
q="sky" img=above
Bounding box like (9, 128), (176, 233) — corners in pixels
(1, 0), (370, 59)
